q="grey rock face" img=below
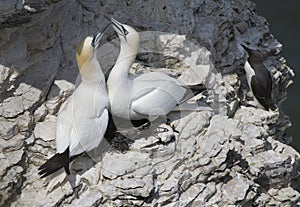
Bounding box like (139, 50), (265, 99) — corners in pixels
(0, 0), (299, 206)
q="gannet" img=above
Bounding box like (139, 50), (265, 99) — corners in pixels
(38, 25), (110, 178)
(242, 45), (276, 111)
(107, 18), (204, 121)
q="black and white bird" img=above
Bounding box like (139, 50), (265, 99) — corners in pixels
(241, 45), (276, 111)
(38, 25), (110, 178)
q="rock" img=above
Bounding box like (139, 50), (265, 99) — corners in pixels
(246, 150), (295, 188)
(34, 115), (56, 142)
(0, 96), (25, 118)
(33, 103), (47, 122)
(0, 117), (17, 139)
(234, 106), (279, 125)
(110, 175), (154, 197)
(0, 0), (298, 206)
(221, 173), (250, 205)
(45, 79), (75, 115)
(179, 183), (206, 206)
(192, 182), (217, 206)
(102, 151), (151, 179)
(207, 115), (242, 139)
(172, 111), (212, 140)
(0, 134), (24, 153)
(0, 65), (11, 86)
(254, 187), (300, 206)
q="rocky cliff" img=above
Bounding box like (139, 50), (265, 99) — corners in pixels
(0, 0), (299, 206)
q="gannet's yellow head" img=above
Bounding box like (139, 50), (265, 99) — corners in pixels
(111, 18), (140, 53)
(75, 37), (94, 71)
(75, 23), (111, 71)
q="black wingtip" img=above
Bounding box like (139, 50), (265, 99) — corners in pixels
(188, 84), (206, 92)
(176, 84), (207, 105)
(186, 84), (207, 98)
(38, 147), (70, 178)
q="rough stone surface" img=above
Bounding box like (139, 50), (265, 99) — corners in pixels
(0, 0), (299, 206)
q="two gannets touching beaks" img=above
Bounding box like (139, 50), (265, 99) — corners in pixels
(38, 25), (110, 178)
(38, 18), (207, 178)
(108, 18), (205, 121)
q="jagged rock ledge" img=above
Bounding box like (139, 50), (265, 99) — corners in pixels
(0, 0), (298, 206)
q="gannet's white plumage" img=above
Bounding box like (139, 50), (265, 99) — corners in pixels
(107, 18), (198, 121)
(242, 45), (276, 111)
(38, 28), (109, 178)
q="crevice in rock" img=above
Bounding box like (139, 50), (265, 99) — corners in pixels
(1, 151), (27, 207)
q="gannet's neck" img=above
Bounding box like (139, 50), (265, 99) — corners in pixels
(80, 55), (105, 85)
(108, 42), (138, 85)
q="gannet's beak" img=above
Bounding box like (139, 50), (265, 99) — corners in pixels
(111, 17), (128, 38)
(92, 22), (111, 49)
(111, 17), (122, 32)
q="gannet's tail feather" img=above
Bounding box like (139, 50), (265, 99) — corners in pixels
(38, 147), (70, 178)
(178, 84), (206, 105)
(187, 84), (207, 91)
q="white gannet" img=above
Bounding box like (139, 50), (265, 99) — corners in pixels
(107, 18), (204, 122)
(242, 45), (276, 111)
(38, 25), (110, 178)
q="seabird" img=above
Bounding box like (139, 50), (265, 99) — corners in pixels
(38, 24), (110, 178)
(242, 45), (276, 111)
(107, 18), (205, 122)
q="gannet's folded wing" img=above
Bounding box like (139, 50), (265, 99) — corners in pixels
(132, 71), (185, 85)
(55, 100), (73, 154)
(131, 80), (186, 116)
(74, 107), (108, 154)
(64, 106), (108, 158)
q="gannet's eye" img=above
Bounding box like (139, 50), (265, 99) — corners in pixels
(121, 25), (129, 36)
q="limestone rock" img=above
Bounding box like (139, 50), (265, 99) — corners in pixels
(221, 173), (250, 205)
(45, 79), (75, 115)
(34, 115), (56, 142)
(102, 151), (151, 180)
(0, 117), (17, 139)
(0, 0), (298, 206)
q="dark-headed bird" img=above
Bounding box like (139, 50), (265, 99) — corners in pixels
(241, 45), (276, 111)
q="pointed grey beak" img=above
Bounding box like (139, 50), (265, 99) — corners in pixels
(92, 22), (111, 49)
(111, 17), (124, 35)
